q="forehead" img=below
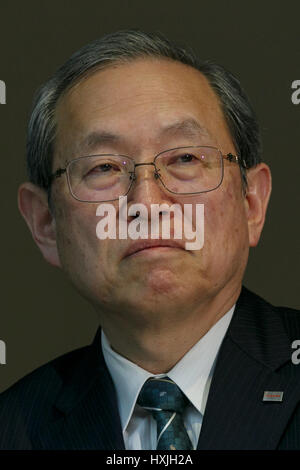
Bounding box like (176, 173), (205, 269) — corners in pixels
(54, 58), (233, 158)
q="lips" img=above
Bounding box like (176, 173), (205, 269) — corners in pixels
(123, 239), (185, 258)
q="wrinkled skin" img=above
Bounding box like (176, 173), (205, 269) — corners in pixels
(19, 59), (271, 372)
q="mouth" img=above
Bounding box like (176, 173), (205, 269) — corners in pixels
(123, 239), (186, 259)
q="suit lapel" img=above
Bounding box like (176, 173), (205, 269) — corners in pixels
(197, 287), (300, 450)
(35, 328), (125, 450)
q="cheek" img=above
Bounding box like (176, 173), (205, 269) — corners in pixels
(54, 201), (109, 279)
(55, 216), (120, 304)
(203, 185), (248, 255)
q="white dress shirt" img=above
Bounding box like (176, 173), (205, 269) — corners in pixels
(101, 305), (235, 450)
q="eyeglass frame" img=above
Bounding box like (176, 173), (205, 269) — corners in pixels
(49, 145), (247, 203)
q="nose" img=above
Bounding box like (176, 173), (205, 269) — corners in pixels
(126, 162), (177, 217)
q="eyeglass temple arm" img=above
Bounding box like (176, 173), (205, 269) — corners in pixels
(224, 153), (247, 169)
(49, 167), (67, 183)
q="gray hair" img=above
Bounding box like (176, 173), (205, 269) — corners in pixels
(26, 29), (262, 200)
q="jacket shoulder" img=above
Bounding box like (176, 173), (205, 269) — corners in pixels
(242, 286), (300, 339)
(0, 344), (91, 449)
(275, 304), (300, 339)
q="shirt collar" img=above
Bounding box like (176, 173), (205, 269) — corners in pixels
(101, 305), (235, 433)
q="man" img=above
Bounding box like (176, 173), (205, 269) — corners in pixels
(0, 29), (299, 450)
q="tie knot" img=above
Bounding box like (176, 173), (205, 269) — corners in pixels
(137, 377), (189, 414)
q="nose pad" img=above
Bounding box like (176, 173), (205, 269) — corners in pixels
(128, 166), (162, 194)
(154, 169), (161, 180)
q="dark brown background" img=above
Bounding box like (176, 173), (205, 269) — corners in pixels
(0, 0), (299, 391)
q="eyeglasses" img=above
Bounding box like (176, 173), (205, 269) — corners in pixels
(49, 145), (247, 203)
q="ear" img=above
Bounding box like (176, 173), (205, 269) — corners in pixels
(244, 163), (272, 247)
(18, 182), (61, 267)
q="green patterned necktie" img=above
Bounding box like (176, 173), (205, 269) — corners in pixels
(137, 377), (193, 450)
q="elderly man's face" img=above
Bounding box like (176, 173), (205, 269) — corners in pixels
(50, 58), (252, 320)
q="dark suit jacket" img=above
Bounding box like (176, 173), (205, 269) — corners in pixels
(1, 286), (300, 450)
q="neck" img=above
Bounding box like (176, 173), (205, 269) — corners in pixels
(99, 283), (241, 374)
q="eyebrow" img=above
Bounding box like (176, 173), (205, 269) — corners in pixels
(159, 118), (211, 139)
(79, 131), (123, 153)
(78, 118), (210, 154)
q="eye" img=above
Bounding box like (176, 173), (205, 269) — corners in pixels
(168, 153), (198, 165)
(88, 162), (121, 175)
(178, 154), (196, 163)
(94, 163), (113, 172)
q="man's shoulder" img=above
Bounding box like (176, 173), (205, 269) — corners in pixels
(274, 303), (300, 339)
(242, 286), (300, 337)
(232, 287), (300, 371)
(1, 342), (91, 397)
(0, 342), (92, 436)
(0, 327), (110, 449)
